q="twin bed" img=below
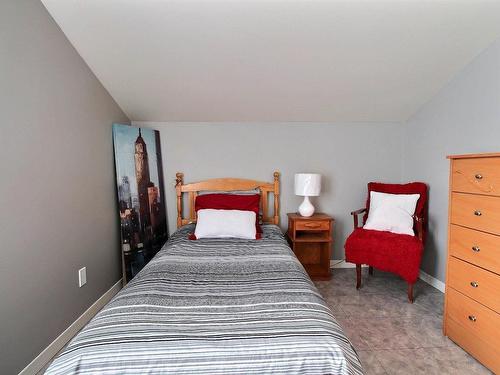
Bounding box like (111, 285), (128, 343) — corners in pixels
(46, 172), (362, 374)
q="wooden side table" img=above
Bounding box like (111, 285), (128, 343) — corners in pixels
(286, 213), (333, 280)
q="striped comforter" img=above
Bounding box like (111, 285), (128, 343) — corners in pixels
(46, 224), (363, 375)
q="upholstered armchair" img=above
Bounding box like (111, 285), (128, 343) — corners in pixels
(344, 182), (428, 302)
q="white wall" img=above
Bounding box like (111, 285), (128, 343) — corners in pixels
(140, 32), (500, 284)
(140, 37), (500, 284)
(403, 38), (500, 282)
(134, 122), (403, 260)
(0, 1), (129, 373)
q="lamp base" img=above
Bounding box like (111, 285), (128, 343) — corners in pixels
(298, 196), (315, 217)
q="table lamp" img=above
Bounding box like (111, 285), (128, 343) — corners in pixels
(294, 173), (321, 217)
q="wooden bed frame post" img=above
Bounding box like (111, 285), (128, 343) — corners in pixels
(175, 172), (184, 228)
(273, 171), (280, 225)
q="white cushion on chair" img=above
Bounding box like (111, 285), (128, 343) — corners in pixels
(363, 191), (420, 236)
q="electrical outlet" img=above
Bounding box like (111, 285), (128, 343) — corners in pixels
(78, 267), (87, 287)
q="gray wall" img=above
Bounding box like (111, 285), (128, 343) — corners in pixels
(402, 38), (500, 282)
(0, 1), (129, 373)
(134, 122), (403, 260)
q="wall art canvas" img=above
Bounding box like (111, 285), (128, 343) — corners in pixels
(112, 124), (168, 283)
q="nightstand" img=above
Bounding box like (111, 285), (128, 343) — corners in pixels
(286, 213), (333, 280)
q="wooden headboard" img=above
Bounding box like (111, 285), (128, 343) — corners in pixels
(175, 172), (280, 228)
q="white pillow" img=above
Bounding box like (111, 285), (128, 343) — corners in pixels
(363, 191), (420, 236)
(195, 209), (257, 239)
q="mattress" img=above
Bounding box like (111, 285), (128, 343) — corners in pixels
(46, 224), (363, 374)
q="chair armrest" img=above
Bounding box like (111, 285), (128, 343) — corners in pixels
(350, 208), (367, 216)
(414, 215), (424, 242)
(350, 208), (367, 229)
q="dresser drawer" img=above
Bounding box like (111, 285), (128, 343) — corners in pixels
(448, 257), (500, 312)
(451, 192), (500, 235)
(295, 220), (330, 231)
(446, 316), (500, 374)
(446, 288), (500, 350)
(452, 157), (500, 197)
(449, 225), (500, 274)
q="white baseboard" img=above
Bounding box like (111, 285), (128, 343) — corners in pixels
(419, 270), (445, 293)
(330, 260), (367, 268)
(20, 279), (122, 375)
(330, 260), (445, 293)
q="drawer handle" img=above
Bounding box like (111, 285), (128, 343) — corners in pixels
(474, 210), (482, 216)
(468, 315), (477, 322)
(455, 170), (493, 192)
(470, 281), (479, 288)
(472, 246), (480, 252)
(304, 223), (321, 228)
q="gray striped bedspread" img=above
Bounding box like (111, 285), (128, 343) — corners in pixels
(46, 224), (363, 374)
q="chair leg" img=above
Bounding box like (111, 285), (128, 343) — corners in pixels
(368, 266), (374, 275)
(408, 283), (414, 303)
(356, 264), (361, 289)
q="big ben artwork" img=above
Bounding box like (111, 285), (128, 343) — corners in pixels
(113, 124), (168, 283)
(134, 129), (152, 234)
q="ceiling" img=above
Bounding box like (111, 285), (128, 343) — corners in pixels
(42, 0), (500, 123)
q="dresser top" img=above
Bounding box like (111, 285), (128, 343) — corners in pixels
(287, 213), (333, 221)
(447, 152), (500, 159)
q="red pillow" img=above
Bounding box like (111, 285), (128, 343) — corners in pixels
(195, 193), (262, 233)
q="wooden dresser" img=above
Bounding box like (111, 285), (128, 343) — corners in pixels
(444, 153), (500, 374)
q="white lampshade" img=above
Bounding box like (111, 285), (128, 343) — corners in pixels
(294, 174), (321, 197)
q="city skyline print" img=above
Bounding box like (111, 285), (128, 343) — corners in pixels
(112, 124), (167, 283)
